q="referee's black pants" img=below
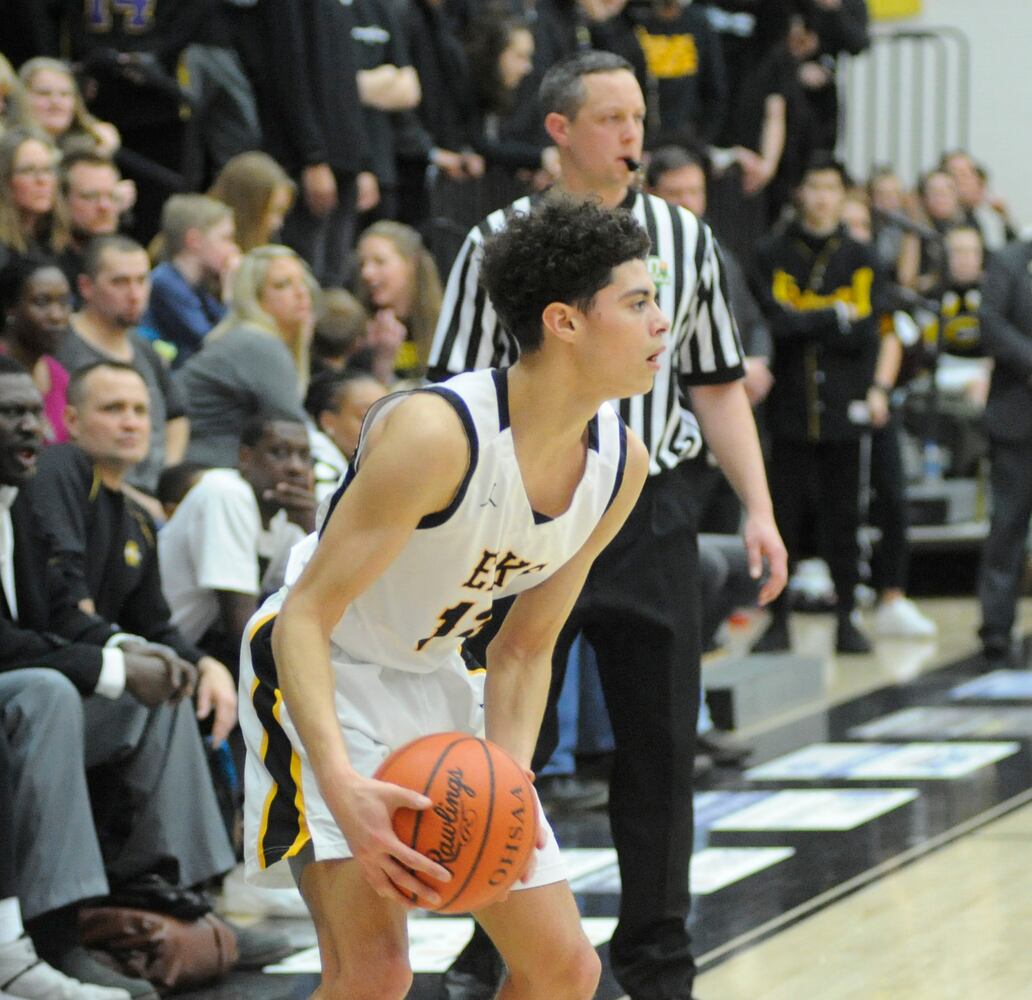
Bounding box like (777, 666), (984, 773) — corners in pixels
(767, 436), (863, 617)
(539, 468), (701, 1000)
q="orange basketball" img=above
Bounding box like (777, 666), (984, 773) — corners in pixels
(373, 732), (538, 914)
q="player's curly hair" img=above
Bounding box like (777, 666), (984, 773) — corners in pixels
(480, 198), (651, 354)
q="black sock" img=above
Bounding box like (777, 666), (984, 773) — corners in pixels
(24, 904), (79, 966)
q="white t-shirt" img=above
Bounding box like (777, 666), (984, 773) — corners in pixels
(159, 468), (306, 643)
(306, 421), (348, 504)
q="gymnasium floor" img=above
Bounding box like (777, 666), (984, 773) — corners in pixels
(191, 597), (1032, 1000)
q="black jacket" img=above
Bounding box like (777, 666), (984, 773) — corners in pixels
(237, 0), (371, 176)
(1, 491), (115, 694)
(980, 240), (1032, 442)
(26, 445), (204, 664)
(751, 221), (880, 441)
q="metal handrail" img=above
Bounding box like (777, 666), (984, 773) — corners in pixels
(839, 26), (971, 182)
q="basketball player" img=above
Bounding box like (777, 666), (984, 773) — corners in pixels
(238, 199), (663, 999)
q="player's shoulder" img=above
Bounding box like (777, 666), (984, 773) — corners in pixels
(365, 388), (473, 476)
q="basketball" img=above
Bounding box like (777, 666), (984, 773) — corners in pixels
(373, 732), (538, 914)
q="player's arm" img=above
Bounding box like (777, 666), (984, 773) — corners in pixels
(482, 433), (649, 770)
(271, 394), (467, 905)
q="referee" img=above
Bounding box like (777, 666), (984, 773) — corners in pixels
(431, 52), (786, 1000)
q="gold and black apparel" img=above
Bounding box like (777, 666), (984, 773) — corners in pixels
(927, 281), (984, 358)
(752, 221), (881, 442)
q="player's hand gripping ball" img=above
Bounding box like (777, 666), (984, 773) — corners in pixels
(374, 732), (538, 913)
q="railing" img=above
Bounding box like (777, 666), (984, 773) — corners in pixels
(838, 27), (971, 182)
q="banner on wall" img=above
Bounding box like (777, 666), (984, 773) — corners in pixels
(869, 0), (922, 19)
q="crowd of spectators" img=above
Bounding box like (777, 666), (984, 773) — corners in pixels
(0, 1), (1027, 997)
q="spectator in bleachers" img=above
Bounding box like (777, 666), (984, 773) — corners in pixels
(795, 0), (869, 154)
(466, 11), (554, 177)
(355, 220), (442, 380)
(178, 245), (314, 467)
(310, 288), (370, 377)
(57, 235), (188, 498)
(931, 225), (987, 360)
(207, 151), (296, 255)
(28, 361), (238, 746)
(177, 5), (263, 191)
(396, 0), (481, 231)
(240, 0), (371, 287)
(0, 54), (26, 137)
(630, 0), (729, 149)
(141, 194), (239, 368)
(750, 153), (880, 655)
(304, 369), (386, 502)
(0, 126), (68, 276)
(910, 167), (965, 294)
(841, 190), (937, 638)
(159, 416), (316, 672)
(0, 354), (240, 998)
(156, 460), (208, 520)
(34, 1), (206, 242)
(18, 58), (120, 158)
(702, 0), (791, 260)
(59, 150), (132, 293)
(868, 164), (920, 286)
(941, 149), (1015, 253)
(352, 0), (422, 224)
(0, 257), (73, 443)
(977, 229), (1032, 665)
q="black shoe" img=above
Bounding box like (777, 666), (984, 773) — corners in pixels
(693, 752), (714, 783)
(751, 616), (790, 653)
(536, 774), (608, 812)
(57, 946), (160, 999)
(836, 614), (872, 654)
(220, 919), (293, 969)
(439, 924), (504, 1000)
(698, 728), (753, 767)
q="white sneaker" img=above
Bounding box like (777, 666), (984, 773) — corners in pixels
(219, 865), (310, 919)
(874, 597), (938, 638)
(0, 937), (130, 1000)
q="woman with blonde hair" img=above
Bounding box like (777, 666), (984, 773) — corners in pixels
(208, 151), (297, 253)
(355, 220), (442, 381)
(18, 57), (120, 157)
(177, 245), (319, 466)
(0, 54), (27, 136)
(0, 127), (69, 273)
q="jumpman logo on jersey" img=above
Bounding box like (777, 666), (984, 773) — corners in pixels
(480, 483), (499, 508)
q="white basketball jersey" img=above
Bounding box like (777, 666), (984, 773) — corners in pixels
(316, 368), (628, 674)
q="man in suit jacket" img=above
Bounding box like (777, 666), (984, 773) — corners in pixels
(978, 238), (1032, 663)
(0, 356), (237, 998)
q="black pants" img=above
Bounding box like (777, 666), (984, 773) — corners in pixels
(978, 437), (1032, 645)
(471, 470), (701, 999)
(281, 171), (358, 288)
(769, 437), (862, 616)
(869, 413), (910, 593)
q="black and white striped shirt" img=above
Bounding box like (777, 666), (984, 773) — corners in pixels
(428, 190), (744, 476)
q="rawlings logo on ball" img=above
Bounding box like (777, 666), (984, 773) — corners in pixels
(376, 732), (538, 912)
(428, 767), (478, 866)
